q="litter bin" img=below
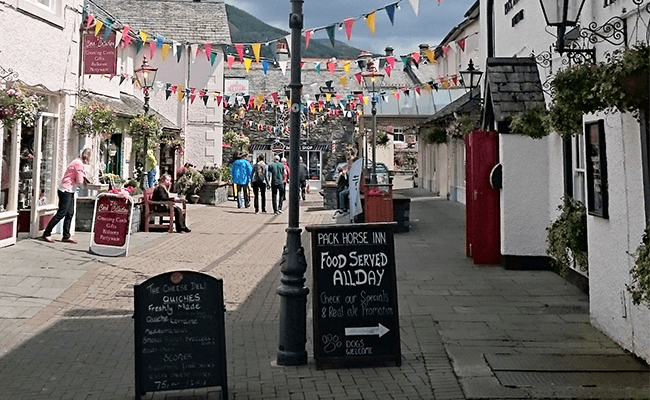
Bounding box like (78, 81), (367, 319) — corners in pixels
(364, 184), (393, 223)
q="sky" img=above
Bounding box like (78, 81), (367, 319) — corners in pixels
(224, 0), (478, 57)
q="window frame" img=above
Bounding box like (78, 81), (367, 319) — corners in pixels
(585, 120), (609, 219)
(17, 0), (64, 28)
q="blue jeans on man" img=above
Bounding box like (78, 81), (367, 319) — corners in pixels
(43, 190), (75, 239)
(338, 188), (350, 211)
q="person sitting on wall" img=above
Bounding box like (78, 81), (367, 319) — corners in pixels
(41, 148), (92, 244)
(153, 173), (191, 233)
(335, 166), (349, 214)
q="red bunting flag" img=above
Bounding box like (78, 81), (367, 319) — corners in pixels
(385, 64), (392, 77)
(85, 14), (94, 29)
(343, 18), (354, 41)
(122, 25), (131, 39)
(204, 43), (212, 60)
(415, 87), (421, 95)
(443, 44), (450, 57)
(327, 61), (336, 74)
(171, 85), (178, 94)
(451, 75), (458, 85)
(227, 55), (235, 69)
(235, 44), (244, 62)
(305, 30), (312, 49)
(412, 52), (420, 64)
(386, 55), (395, 68)
(149, 42), (156, 60)
(354, 72), (362, 84)
(457, 37), (466, 52)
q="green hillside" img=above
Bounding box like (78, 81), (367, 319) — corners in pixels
(225, 4), (367, 60)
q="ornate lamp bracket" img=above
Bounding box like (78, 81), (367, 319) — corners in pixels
(564, 16), (627, 65)
(0, 65), (19, 83)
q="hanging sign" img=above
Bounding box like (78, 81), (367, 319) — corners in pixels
(89, 193), (133, 257)
(306, 222), (401, 368)
(83, 32), (117, 75)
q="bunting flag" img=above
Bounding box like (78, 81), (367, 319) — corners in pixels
(451, 75), (458, 85)
(271, 92), (278, 103)
(343, 61), (351, 74)
(149, 42), (156, 60)
(204, 43), (212, 61)
(244, 58), (252, 72)
(327, 61), (336, 74)
(315, 62), (321, 73)
(366, 12), (376, 34)
(386, 55), (395, 68)
(279, 60), (287, 75)
(252, 43), (261, 62)
(235, 44), (244, 62)
(457, 37), (466, 52)
(139, 30), (148, 43)
(135, 39), (143, 54)
(227, 55), (235, 69)
(443, 44), (450, 57)
(425, 49), (435, 63)
(162, 44), (170, 60)
(122, 25), (131, 39)
(385, 3), (396, 25)
(305, 30), (312, 49)
(119, 75), (126, 85)
(385, 64), (392, 77)
(354, 72), (362, 84)
(409, 0), (420, 16)
(190, 88), (197, 104)
(192, 44), (200, 62)
(122, 34), (132, 48)
(115, 31), (122, 48)
(85, 14), (94, 30)
(165, 84), (172, 100)
(343, 18), (354, 41)
(102, 19), (113, 40)
(412, 52), (420, 64)
(363, 96), (369, 105)
(340, 76), (347, 87)
(210, 52), (217, 66)
(400, 55), (408, 66)
(178, 86), (184, 101)
(156, 35), (164, 48)
(176, 43), (183, 63)
(394, 91), (401, 100)
(325, 25), (336, 47)
(215, 95), (223, 106)
(262, 60), (269, 74)
(94, 20), (103, 36)
(202, 93), (209, 106)
(415, 87), (421, 96)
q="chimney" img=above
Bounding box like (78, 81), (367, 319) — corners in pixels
(276, 42), (289, 62)
(419, 43), (429, 58)
(385, 46), (394, 57)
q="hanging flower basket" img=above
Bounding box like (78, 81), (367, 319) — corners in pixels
(128, 114), (163, 148)
(0, 86), (41, 128)
(72, 104), (119, 138)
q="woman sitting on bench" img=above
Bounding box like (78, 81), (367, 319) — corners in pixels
(153, 173), (191, 233)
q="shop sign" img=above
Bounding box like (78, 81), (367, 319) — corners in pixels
(82, 32), (117, 75)
(89, 193), (133, 257)
(224, 79), (249, 96)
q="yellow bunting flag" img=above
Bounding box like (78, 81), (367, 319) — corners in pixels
(340, 76), (347, 87)
(343, 61), (350, 75)
(326, 93), (331, 101)
(140, 30), (148, 43)
(252, 43), (261, 62)
(94, 20), (103, 36)
(425, 84), (432, 92)
(425, 49), (435, 63)
(363, 96), (369, 105)
(365, 12), (376, 35)
(244, 58), (253, 72)
(162, 44), (170, 61)
(178, 86), (184, 101)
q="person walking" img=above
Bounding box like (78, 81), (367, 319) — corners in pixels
(41, 148), (92, 244)
(280, 157), (290, 205)
(231, 152), (253, 209)
(251, 154), (270, 214)
(145, 148), (158, 189)
(267, 155), (285, 215)
(298, 156), (308, 201)
(152, 173), (191, 233)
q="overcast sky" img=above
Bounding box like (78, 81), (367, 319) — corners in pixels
(224, 0), (477, 57)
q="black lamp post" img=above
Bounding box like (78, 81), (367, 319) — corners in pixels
(459, 59), (483, 99)
(360, 53), (384, 185)
(539, 0), (587, 54)
(277, 0), (308, 366)
(133, 56), (158, 187)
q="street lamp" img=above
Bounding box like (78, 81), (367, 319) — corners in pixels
(459, 59), (483, 99)
(133, 56), (158, 188)
(360, 54), (384, 185)
(539, 0), (586, 54)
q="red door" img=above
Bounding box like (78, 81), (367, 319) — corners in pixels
(465, 131), (501, 265)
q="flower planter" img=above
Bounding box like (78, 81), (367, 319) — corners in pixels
(198, 181), (228, 205)
(187, 194), (200, 204)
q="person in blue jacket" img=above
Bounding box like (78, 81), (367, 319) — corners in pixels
(231, 152), (253, 209)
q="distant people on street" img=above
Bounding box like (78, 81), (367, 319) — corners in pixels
(336, 165), (349, 213)
(251, 154), (270, 214)
(281, 157), (290, 205)
(231, 152), (253, 209)
(268, 155), (286, 215)
(298, 156), (309, 201)
(146, 148), (158, 189)
(152, 173), (191, 233)
(41, 148), (92, 244)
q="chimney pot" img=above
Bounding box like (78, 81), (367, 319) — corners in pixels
(385, 46), (394, 57)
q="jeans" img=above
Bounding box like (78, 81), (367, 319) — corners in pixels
(43, 190), (75, 238)
(338, 188), (350, 211)
(252, 182), (267, 212)
(236, 184), (249, 208)
(147, 169), (156, 189)
(271, 184), (285, 213)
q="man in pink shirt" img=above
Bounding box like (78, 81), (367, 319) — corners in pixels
(41, 148), (92, 244)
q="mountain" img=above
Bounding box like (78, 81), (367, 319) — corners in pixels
(225, 4), (367, 60)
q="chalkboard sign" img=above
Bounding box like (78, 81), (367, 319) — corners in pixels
(306, 222), (401, 368)
(89, 193), (133, 257)
(134, 271), (228, 400)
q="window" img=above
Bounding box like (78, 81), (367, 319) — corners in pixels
(585, 120), (608, 218)
(17, 0), (64, 27)
(573, 132), (586, 204)
(393, 128), (405, 142)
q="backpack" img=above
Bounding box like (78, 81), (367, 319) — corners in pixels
(252, 163), (265, 183)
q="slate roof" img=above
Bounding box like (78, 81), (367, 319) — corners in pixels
(87, 0), (231, 44)
(484, 57), (545, 123)
(421, 87), (481, 125)
(79, 91), (180, 131)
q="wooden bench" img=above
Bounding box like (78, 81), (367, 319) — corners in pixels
(143, 188), (186, 233)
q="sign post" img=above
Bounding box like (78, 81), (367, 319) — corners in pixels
(89, 193), (133, 257)
(306, 222), (401, 368)
(134, 271), (228, 400)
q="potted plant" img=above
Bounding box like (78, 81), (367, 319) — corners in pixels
(0, 86), (41, 128)
(72, 104), (119, 139)
(128, 114), (163, 148)
(509, 105), (551, 139)
(222, 130), (250, 153)
(422, 126), (448, 145)
(546, 196), (588, 277)
(176, 167), (205, 203)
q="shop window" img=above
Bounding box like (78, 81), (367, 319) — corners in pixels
(1, 128), (13, 212)
(17, 0), (64, 27)
(393, 128), (405, 143)
(585, 120), (608, 218)
(38, 116), (56, 207)
(573, 132), (586, 205)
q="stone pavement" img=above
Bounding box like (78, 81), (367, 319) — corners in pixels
(0, 177), (648, 399)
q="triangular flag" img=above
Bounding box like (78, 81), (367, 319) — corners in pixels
(135, 39), (143, 54)
(363, 96), (369, 105)
(300, 61), (305, 68)
(122, 35), (132, 48)
(400, 55), (408, 67)
(457, 37), (466, 52)
(385, 4), (396, 25)
(284, 35), (291, 53)
(327, 61), (336, 74)
(202, 94), (209, 106)
(244, 58), (252, 72)
(354, 72), (362, 84)
(262, 60), (269, 74)
(340, 76), (347, 87)
(216, 95), (223, 106)
(235, 44), (244, 62)
(122, 25), (131, 39)
(227, 55), (235, 69)
(85, 14), (94, 30)
(102, 19), (113, 40)
(115, 31), (122, 48)
(149, 42), (156, 60)
(394, 91), (401, 100)
(271, 92), (278, 103)
(409, 0), (420, 16)
(315, 62), (321, 73)
(325, 25), (336, 47)
(443, 44), (450, 57)
(343, 18), (354, 41)
(178, 86), (184, 101)
(156, 35), (164, 48)
(343, 61), (351, 74)
(204, 43), (212, 61)
(326, 93), (332, 102)
(412, 52), (420, 64)
(191, 44), (198, 63)
(176, 44), (183, 63)
(139, 30), (148, 43)
(94, 20), (103, 36)
(385, 65), (392, 77)
(279, 60), (287, 75)
(171, 85), (177, 94)
(190, 94), (197, 104)
(365, 12), (376, 34)
(210, 52), (217, 66)
(252, 43), (261, 62)
(451, 75), (458, 85)
(166, 88), (172, 100)
(305, 30), (312, 50)
(387, 56), (395, 68)
(415, 87), (421, 95)
(425, 49), (435, 63)
(119, 75), (126, 85)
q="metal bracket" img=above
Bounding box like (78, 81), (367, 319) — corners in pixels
(0, 65), (18, 83)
